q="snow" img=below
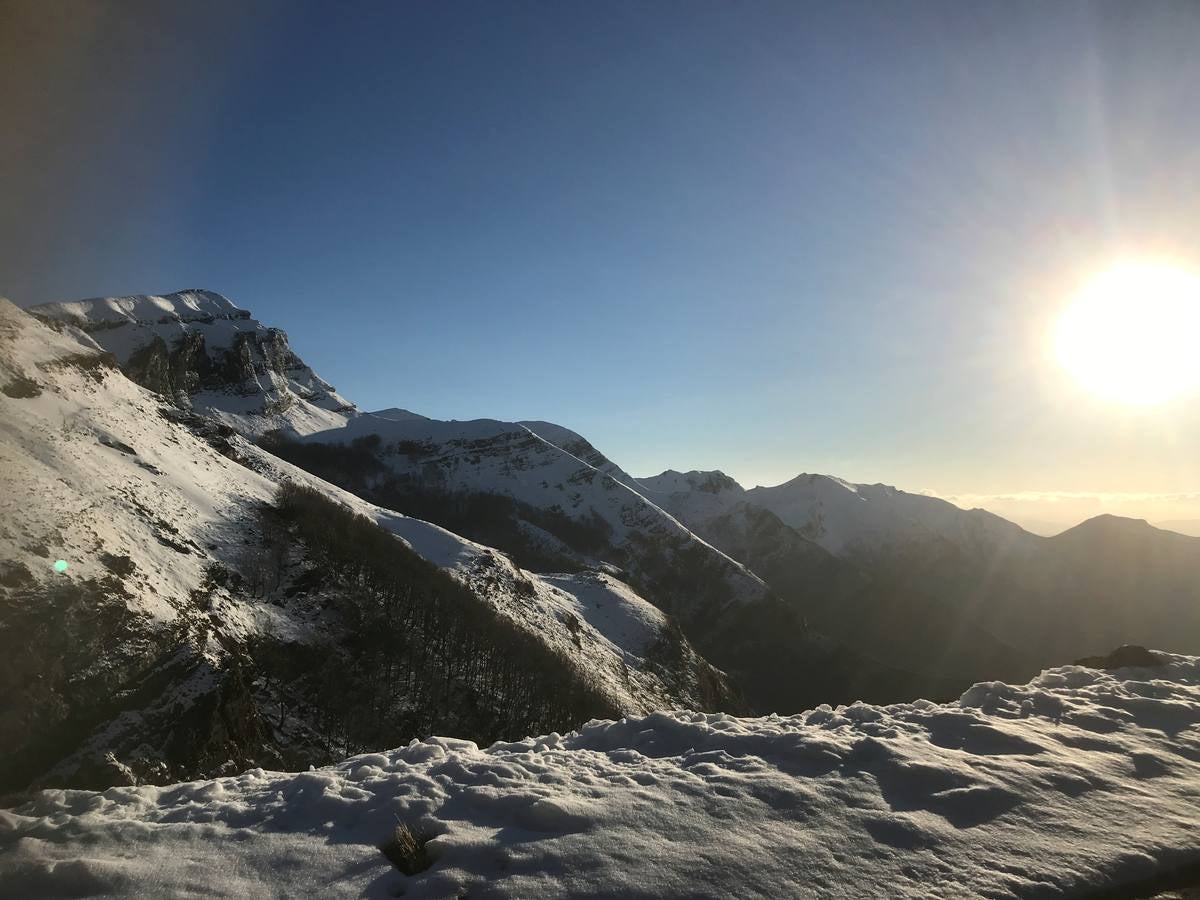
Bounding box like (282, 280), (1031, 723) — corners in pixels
(4, 655), (1199, 898)
(520, 420), (645, 492)
(541, 571), (667, 655)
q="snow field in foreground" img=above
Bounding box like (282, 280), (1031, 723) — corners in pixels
(2, 656), (1199, 899)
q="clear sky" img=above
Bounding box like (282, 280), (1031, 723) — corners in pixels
(4, 1), (1200, 531)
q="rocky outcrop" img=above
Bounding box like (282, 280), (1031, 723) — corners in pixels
(122, 326), (319, 406)
(1075, 645), (1166, 670)
(30, 290), (357, 434)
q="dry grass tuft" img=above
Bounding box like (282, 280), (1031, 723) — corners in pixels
(379, 822), (432, 875)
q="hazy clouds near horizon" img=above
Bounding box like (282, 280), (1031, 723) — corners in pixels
(945, 492), (1200, 536)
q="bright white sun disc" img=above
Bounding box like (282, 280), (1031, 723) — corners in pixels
(1054, 262), (1200, 405)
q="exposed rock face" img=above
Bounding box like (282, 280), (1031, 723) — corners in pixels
(29, 290), (357, 435)
(1075, 645), (1166, 670)
(123, 327), (314, 408)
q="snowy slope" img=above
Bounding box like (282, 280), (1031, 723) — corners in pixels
(0, 296), (277, 621)
(520, 419), (646, 492)
(299, 412), (771, 617)
(252, 449), (727, 717)
(0, 300), (720, 788)
(304, 412), (660, 536)
(29, 290), (357, 436)
(4, 652), (1199, 898)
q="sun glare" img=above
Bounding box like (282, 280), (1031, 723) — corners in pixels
(1054, 261), (1200, 405)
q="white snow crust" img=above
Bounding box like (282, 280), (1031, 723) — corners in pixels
(3, 655), (1198, 898)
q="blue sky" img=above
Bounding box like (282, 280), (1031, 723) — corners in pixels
(4, 1), (1200, 524)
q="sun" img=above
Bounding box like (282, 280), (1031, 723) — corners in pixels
(1053, 261), (1200, 405)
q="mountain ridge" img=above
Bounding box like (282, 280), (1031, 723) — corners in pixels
(26, 288), (1200, 718)
(1, 297), (730, 790)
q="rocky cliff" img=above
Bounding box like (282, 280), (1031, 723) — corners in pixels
(30, 290), (357, 435)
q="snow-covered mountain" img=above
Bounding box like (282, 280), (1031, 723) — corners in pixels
(29, 290), (357, 436)
(5, 649), (1199, 898)
(293, 412), (773, 628)
(20, 286), (1200, 731)
(747, 473), (1035, 559)
(0, 299), (727, 790)
(639, 469), (1034, 561)
(637, 469), (860, 605)
(636, 467), (1035, 580)
(639, 467), (1041, 564)
(24, 289), (972, 719)
(286, 411), (981, 713)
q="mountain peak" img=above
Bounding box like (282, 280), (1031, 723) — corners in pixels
(28, 290), (355, 436)
(638, 469), (745, 496)
(1056, 514), (1155, 539)
(1082, 512), (1151, 528)
(768, 472), (864, 494)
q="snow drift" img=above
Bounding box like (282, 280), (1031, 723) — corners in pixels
(2, 653), (1198, 898)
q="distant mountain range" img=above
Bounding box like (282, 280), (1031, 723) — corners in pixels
(6, 288), (1199, 791)
(636, 468), (1200, 683)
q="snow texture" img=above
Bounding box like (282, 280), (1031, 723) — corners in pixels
(3, 655), (1199, 898)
